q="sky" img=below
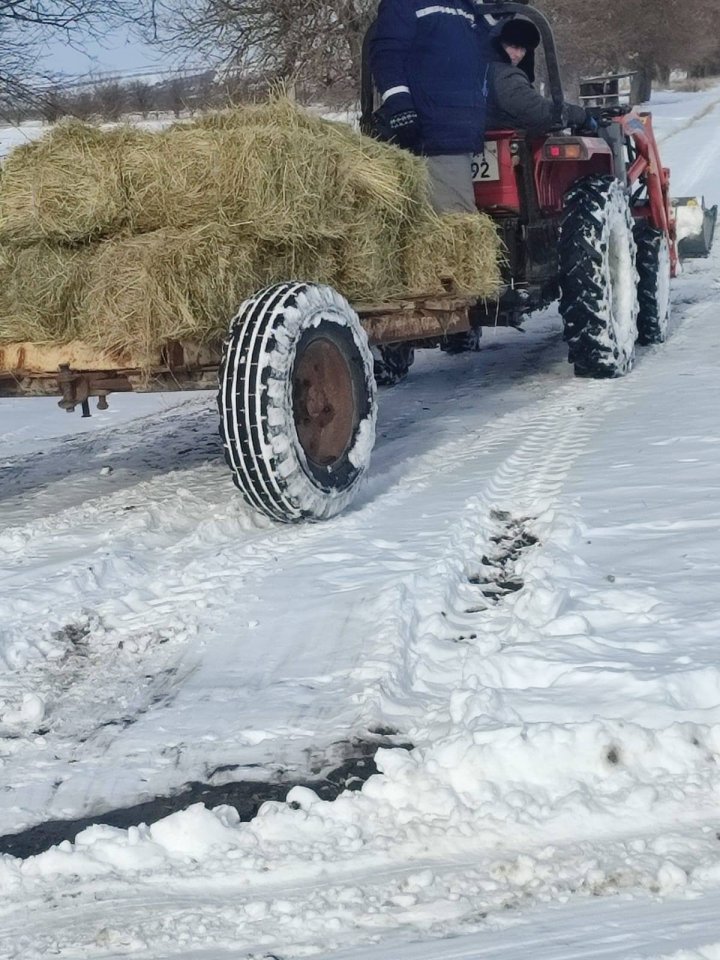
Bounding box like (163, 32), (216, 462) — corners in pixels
(39, 25), (179, 80)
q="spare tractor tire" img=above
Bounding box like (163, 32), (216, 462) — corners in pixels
(634, 222), (672, 345)
(371, 342), (415, 386)
(218, 282), (377, 523)
(559, 175), (639, 377)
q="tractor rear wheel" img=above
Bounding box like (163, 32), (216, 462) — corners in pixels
(559, 175), (639, 378)
(634, 223), (672, 344)
(371, 342), (415, 386)
(218, 282), (377, 523)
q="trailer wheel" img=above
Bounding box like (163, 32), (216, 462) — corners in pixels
(634, 223), (671, 345)
(218, 282), (377, 523)
(559, 175), (639, 377)
(371, 343), (415, 386)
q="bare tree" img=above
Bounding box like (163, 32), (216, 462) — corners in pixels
(68, 88), (99, 119)
(0, 1), (151, 116)
(94, 80), (127, 119)
(537, 0), (720, 98)
(127, 79), (155, 117)
(161, 75), (188, 116)
(143, 0), (375, 100)
(38, 85), (68, 121)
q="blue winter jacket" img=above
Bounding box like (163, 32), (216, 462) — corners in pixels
(369, 0), (491, 155)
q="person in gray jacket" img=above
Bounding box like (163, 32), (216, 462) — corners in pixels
(486, 18), (590, 133)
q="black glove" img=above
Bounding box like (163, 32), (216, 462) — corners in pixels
(388, 108), (421, 149)
(563, 102), (590, 131)
(582, 106), (621, 131)
(371, 105), (420, 151)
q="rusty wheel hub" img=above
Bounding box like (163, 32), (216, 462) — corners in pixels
(293, 337), (356, 467)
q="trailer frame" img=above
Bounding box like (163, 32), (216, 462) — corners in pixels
(0, 291), (487, 414)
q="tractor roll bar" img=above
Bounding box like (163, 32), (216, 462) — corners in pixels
(360, 2), (565, 134)
(359, 20), (377, 134)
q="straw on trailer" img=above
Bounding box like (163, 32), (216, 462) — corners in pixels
(75, 224), (258, 361)
(0, 100), (430, 248)
(0, 121), (144, 245)
(403, 211), (503, 298)
(0, 241), (92, 343)
(0, 99), (503, 362)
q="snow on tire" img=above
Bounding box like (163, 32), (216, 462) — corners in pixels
(559, 175), (639, 378)
(634, 223), (672, 345)
(371, 342), (415, 386)
(218, 282), (377, 523)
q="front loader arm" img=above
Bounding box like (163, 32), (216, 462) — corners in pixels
(617, 111), (678, 274)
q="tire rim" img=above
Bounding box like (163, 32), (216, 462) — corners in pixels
(293, 337), (356, 467)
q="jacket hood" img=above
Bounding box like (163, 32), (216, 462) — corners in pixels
(497, 17), (541, 50)
(491, 17), (539, 82)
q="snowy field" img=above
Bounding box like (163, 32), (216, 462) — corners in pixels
(1, 85), (720, 959)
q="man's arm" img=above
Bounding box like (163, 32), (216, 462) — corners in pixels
(495, 68), (587, 133)
(368, 0), (417, 113)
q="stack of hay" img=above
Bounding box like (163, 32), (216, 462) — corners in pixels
(0, 98), (501, 365)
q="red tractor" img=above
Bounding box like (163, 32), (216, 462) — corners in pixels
(361, 0), (713, 382)
(216, 0), (713, 521)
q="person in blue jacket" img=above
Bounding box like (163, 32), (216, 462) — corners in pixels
(369, 0), (492, 214)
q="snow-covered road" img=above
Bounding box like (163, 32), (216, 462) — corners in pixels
(1, 86), (720, 959)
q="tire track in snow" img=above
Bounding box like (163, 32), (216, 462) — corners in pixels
(482, 385), (614, 510)
(354, 379), (621, 736)
(0, 346), (573, 652)
(358, 267), (720, 739)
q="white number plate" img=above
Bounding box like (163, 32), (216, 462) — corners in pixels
(472, 141), (500, 182)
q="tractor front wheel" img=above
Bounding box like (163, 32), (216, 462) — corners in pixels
(218, 282), (377, 523)
(559, 175), (639, 377)
(634, 223), (672, 345)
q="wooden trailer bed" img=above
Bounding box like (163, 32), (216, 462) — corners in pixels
(0, 293), (477, 413)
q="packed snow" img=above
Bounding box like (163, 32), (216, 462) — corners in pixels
(1, 84), (720, 959)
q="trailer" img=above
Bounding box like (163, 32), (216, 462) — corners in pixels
(0, 290), (488, 523)
(0, 291), (476, 408)
(2, 1), (716, 525)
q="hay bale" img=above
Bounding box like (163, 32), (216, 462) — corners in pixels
(0, 241), (92, 343)
(75, 225), (351, 362)
(191, 100), (430, 220)
(0, 101), (430, 249)
(126, 125), (353, 240)
(333, 209), (407, 302)
(188, 97), (328, 134)
(0, 98), (503, 361)
(74, 224), (258, 360)
(403, 211), (503, 298)
(0, 121), (145, 245)
(253, 238), (340, 290)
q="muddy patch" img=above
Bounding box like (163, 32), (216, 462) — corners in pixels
(466, 510), (538, 608)
(0, 734), (412, 860)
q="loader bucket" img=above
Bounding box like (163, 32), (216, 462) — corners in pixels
(672, 196), (717, 258)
